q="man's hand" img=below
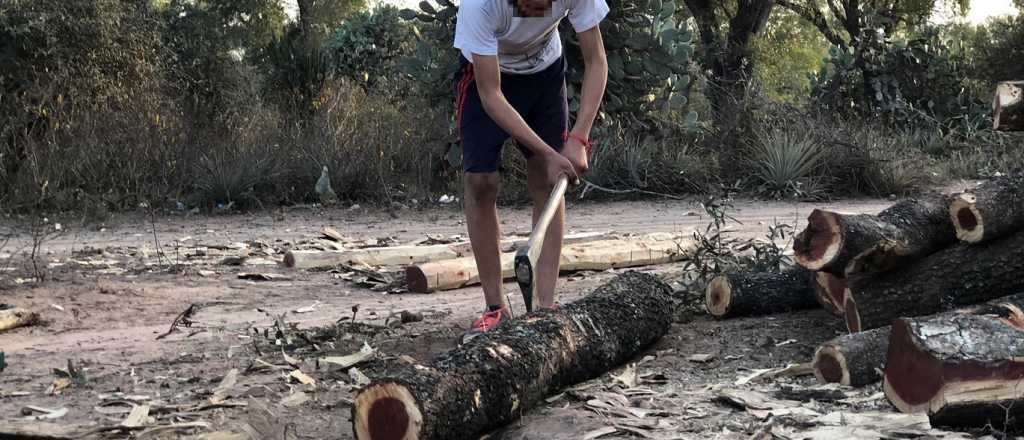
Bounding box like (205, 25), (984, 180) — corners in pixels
(562, 134), (589, 174)
(543, 148), (580, 186)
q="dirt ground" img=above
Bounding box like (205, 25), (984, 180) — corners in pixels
(0, 194), (993, 439)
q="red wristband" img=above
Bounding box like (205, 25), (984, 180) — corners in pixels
(563, 131), (596, 156)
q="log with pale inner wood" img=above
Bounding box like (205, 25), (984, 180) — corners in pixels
(949, 172), (1024, 244)
(406, 233), (693, 293)
(993, 80), (1024, 131)
(817, 293), (1024, 389)
(350, 271), (675, 440)
(792, 193), (955, 276)
(0, 307), (38, 333)
(843, 229), (1024, 332)
(704, 267), (818, 319)
(812, 272), (846, 316)
(884, 296), (1024, 430)
(283, 232), (608, 269)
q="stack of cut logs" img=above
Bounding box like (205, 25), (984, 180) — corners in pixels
(704, 172), (1024, 431)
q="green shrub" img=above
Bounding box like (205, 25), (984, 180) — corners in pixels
(325, 5), (415, 90)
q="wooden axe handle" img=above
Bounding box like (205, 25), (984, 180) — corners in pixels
(515, 175), (568, 312)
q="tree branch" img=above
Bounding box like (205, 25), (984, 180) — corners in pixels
(775, 0), (847, 47)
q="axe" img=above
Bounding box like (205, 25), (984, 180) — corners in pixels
(515, 175), (569, 313)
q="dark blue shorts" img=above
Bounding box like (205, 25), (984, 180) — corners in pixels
(454, 55), (569, 173)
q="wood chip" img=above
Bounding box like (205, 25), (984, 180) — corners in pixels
(321, 227), (347, 242)
(282, 350), (301, 368)
(280, 392), (309, 408)
(120, 404), (150, 428)
(687, 354), (716, 363)
(348, 367), (370, 386)
(209, 369), (238, 404)
(289, 370), (316, 385)
(812, 411), (930, 431)
(610, 363), (638, 388)
(320, 343), (375, 369)
(583, 427), (618, 439)
(21, 406), (68, 421)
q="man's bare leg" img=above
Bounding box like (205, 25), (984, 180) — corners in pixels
(526, 156), (565, 309)
(464, 171), (507, 309)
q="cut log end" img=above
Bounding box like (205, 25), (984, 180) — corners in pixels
(353, 382), (422, 440)
(843, 290), (861, 333)
(813, 345), (850, 386)
(793, 210), (842, 270)
(950, 195), (983, 243)
(882, 319), (944, 414)
(704, 275), (731, 317)
(405, 266), (429, 294)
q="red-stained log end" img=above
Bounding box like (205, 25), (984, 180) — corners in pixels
(794, 210), (839, 266)
(883, 319), (945, 413)
(368, 397), (411, 440)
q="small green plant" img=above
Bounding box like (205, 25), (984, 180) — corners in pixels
(683, 190), (797, 284)
(747, 128), (827, 199)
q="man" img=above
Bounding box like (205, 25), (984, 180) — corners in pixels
(454, 0), (609, 342)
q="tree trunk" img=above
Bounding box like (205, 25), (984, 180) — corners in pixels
(949, 172), (1024, 244)
(406, 234), (692, 293)
(351, 271), (675, 440)
(883, 296), (1024, 430)
(704, 267), (817, 319)
(813, 326), (889, 387)
(812, 271), (846, 316)
(993, 81), (1024, 131)
(683, 0), (774, 148)
(844, 230), (1024, 332)
(793, 193), (955, 276)
(283, 232), (608, 269)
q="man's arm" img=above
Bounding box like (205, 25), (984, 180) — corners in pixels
(570, 25), (607, 138)
(471, 54), (554, 158)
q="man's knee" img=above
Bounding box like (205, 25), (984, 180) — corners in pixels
(465, 172), (501, 204)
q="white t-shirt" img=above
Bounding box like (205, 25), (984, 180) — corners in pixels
(454, 0), (610, 74)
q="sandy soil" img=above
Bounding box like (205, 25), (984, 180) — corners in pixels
(0, 196), (985, 439)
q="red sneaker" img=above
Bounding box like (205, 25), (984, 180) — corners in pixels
(461, 308), (511, 344)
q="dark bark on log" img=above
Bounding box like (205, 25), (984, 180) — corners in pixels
(813, 327), (889, 387)
(949, 172), (1024, 244)
(883, 295), (1024, 430)
(704, 267), (818, 319)
(993, 81), (1024, 131)
(812, 272), (846, 316)
(793, 193), (955, 276)
(844, 229), (1024, 332)
(350, 271), (675, 440)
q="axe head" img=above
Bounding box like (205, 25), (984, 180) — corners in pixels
(514, 251), (537, 313)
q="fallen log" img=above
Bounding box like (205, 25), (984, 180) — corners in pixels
(406, 233), (692, 293)
(351, 271), (675, 440)
(704, 268), (818, 319)
(884, 296), (1024, 430)
(993, 80), (1024, 131)
(949, 173), (1024, 244)
(844, 229), (1024, 332)
(812, 272), (846, 316)
(0, 306), (38, 333)
(283, 232), (607, 269)
(814, 327), (889, 387)
(792, 194), (955, 276)
(817, 292), (1024, 388)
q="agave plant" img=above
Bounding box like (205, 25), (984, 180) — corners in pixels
(747, 129), (827, 199)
